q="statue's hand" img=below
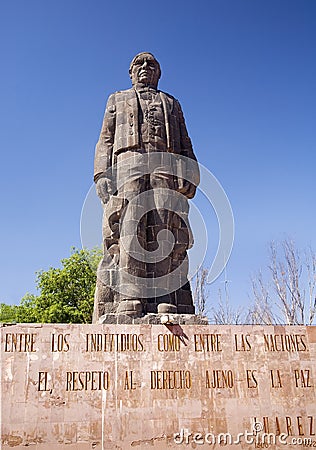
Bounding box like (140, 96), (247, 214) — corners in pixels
(96, 177), (111, 204)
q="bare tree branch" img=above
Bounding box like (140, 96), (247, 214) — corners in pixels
(193, 266), (209, 316)
(211, 287), (245, 325)
(306, 246), (316, 325)
(249, 239), (316, 325)
(247, 271), (279, 325)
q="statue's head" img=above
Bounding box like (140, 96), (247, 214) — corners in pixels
(129, 52), (161, 88)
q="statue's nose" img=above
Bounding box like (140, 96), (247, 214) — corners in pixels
(141, 60), (148, 68)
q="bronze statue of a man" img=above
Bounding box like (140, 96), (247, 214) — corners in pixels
(93, 52), (199, 322)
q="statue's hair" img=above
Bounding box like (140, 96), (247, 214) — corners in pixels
(129, 52), (161, 79)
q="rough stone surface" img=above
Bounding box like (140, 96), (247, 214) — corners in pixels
(98, 312), (208, 325)
(93, 52), (200, 322)
(1, 323), (316, 449)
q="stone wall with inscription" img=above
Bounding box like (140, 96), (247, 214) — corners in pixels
(1, 324), (316, 449)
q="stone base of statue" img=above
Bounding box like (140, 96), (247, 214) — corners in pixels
(96, 312), (208, 325)
(92, 276), (197, 323)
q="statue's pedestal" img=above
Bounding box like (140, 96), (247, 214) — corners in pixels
(1, 323), (316, 449)
(97, 312), (208, 325)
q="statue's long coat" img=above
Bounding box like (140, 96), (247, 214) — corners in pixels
(94, 88), (198, 182)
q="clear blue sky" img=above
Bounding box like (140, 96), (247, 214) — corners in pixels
(1, 0), (315, 312)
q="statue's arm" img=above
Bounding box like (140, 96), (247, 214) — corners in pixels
(94, 93), (116, 203)
(176, 100), (200, 199)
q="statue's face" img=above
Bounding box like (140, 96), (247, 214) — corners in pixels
(130, 54), (160, 87)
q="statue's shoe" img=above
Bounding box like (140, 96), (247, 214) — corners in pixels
(116, 300), (143, 317)
(157, 303), (177, 314)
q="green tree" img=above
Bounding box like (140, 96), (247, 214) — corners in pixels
(0, 248), (102, 324)
(0, 303), (18, 323)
